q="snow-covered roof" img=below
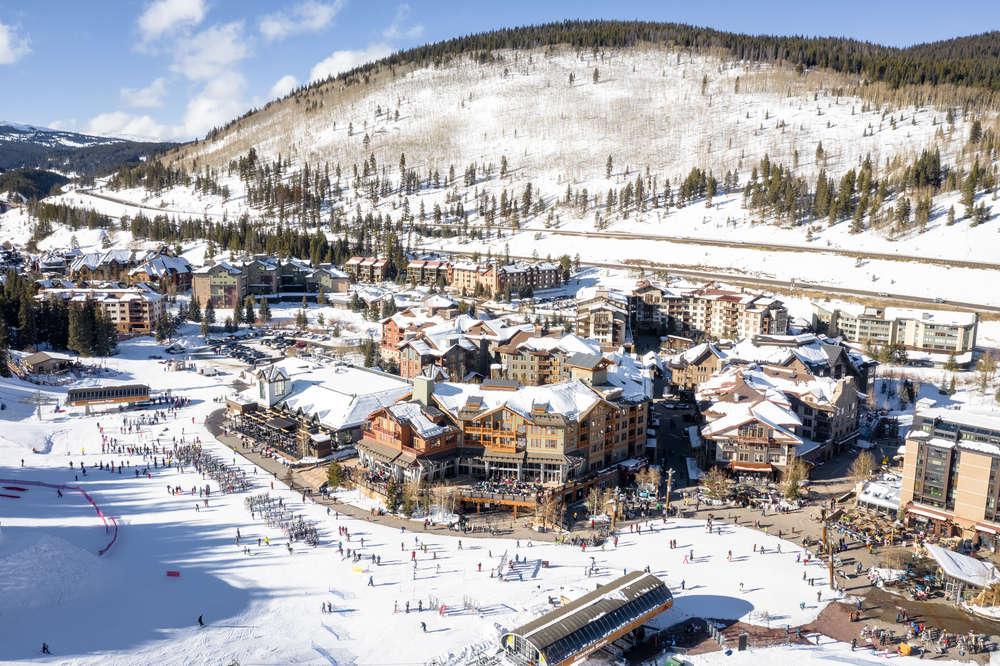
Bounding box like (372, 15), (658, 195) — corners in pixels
(384, 402), (453, 439)
(917, 408), (1000, 434)
(925, 544), (1000, 588)
(432, 380), (615, 423)
(252, 360), (411, 431)
(194, 261), (242, 276)
(129, 253), (192, 279)
(857, 476), (902, 511)
(883, 307), (977, 327)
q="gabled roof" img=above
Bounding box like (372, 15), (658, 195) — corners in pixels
(565, 352), (610, 371)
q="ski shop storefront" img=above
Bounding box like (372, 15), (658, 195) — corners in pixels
(499, 571), (673, 666)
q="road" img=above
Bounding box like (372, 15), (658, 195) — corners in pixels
(427, 247), (1000, 314)
(75, 188), (229, 219)
(71, 188), (998, 311)
(411, 222), (1000, 272)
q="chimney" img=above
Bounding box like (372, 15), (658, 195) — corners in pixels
(413, 376), (435, 406)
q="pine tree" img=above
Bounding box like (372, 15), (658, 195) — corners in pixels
(244, 296), (255, 328)
(944, 350), (958, 371)
(326, 460), (343, 488)
(606, 154), (613, 178)
(0, 318), (10, 377)
(350, 292), (362, 312)
(224, 316), (235, 333)
(233, 298), (244, 328)
(258, 298), (272, 325)
(204, 298), (216, 325)
(386, 477), (400, 513)
(970, 119), (983, 144)
(382, 296), (397, 317)
(301, 295), (308, 310)
(402, 487), (414, 519)
(593, 68), (600, 84)
(188, 295), (202, 322)
(200, 318), (210, 337)
(317, 287), (327, 305)
(94, 310), (115, 356)
(18, 295), (37, 350)
(67, 303), (93, 357)
(949, 375), (956, 395)
(155, 317), (168, 344)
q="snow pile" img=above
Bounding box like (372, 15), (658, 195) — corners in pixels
(0, 532), (105, 619)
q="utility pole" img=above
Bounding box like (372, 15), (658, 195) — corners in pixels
(821, 508), (834, 590)
(665, 468), (674, 515)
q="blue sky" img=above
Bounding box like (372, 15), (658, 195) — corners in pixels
(1, 0), (997, 142)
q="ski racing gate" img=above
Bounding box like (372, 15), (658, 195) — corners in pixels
(476, 571), (673, 666)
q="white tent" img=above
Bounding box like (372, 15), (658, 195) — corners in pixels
(926, 544), (1000, 588)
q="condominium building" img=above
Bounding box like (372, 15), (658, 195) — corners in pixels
(676, 286), (787, 340)
(127, 249), (192, 293)
(192, 262), (248, 309)
(396, 316), (487, 381)
(667, 333), (878, 395)
(493, 330), (602, 386)
(450, 261), (562, 296)
(575, 287), (630, 347)
(900, 403), (1000, 542)
(698, 364), (860, 474)
(37, 287), (167, 334)
(404, 259), (451, 286)
(345, 257), (389, 283)
(811, 302), (978, 354)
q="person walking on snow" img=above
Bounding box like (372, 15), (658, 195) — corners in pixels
(198, 615), (204, 627)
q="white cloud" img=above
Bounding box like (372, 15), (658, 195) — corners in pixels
(171, 22), (249, 81)
(84, 111), (176, 141)
(137, 0), (206, 42)
(259, 0), (343, 43)
(120, 78), (168, 108)
(309, 43), (392, 83)
(47, 119), (77, 131)
(269, 75), (301, 100)
(181, 71), (248, 138)
(0, 21), (30, 65)
(382, 4), (422, 41)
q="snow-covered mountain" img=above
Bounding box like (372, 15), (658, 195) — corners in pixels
(6, 26), (1000, 307)
(0, 121), (176, 174)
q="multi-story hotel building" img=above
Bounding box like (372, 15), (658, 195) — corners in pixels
(811, 302), (977, 355)
(900, 403), (1000, 543)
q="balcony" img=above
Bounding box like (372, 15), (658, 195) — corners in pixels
(489, 442), (517, 454)
(369, 424), (397, 438)
(737, 436), (774, 445)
